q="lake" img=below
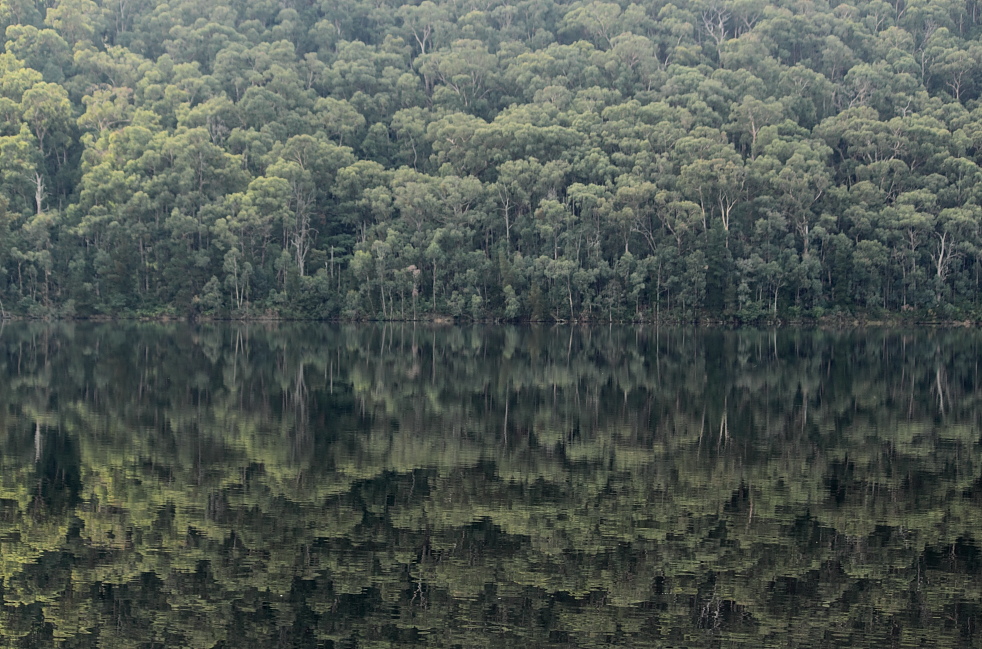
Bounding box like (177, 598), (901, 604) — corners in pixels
(1, 323), (981, 648)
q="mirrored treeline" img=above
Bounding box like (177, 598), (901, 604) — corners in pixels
(1, 323), (982, 648)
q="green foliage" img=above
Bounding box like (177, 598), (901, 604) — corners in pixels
(0, 1), (979, 320)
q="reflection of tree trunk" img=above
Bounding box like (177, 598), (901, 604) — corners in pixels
(801, 388), (808, 433)
(718, 408), (728, 449)
(35, 422), (42, 463)
(502, 394), (508, 445)
(292, 363), (309, 458)
(935, 365), (948, 416)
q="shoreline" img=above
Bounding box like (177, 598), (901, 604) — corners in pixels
(1, 313), (977, 327)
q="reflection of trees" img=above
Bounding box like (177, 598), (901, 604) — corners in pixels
(1, 324), (982, 647)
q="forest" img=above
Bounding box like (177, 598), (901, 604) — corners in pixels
(2, 0), (982, 320)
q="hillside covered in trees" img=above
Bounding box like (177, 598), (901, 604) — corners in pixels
(2, 0), (982, 321)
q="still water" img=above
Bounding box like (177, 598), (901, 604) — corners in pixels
(1, 323), (981, 648)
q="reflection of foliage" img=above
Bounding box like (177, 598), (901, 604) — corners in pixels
(1, 324), (982, 647)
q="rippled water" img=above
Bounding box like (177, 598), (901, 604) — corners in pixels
(1, 323), (982, 648)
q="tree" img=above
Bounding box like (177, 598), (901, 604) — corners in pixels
(43, 0), (102, 47)
(0, 125), (40, 216)
(397, 0), (448, 55)
(314, 97), (365, 147)
(223, 246), (251, 311)
(415, 39), (498, 114)
(560, 1), (623, 48)
(20, 82), (72, 159)
(3, 25), (70, 82)
(0, 0), (975, 319)
(678, 140), (746, 241)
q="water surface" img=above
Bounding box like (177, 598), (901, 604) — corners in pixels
(1, 324), (981, 648)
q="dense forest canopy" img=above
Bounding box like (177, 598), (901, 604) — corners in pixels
(2, 0), (982, 319)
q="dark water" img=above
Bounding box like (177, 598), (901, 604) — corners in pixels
(2, 323), (982, 648)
